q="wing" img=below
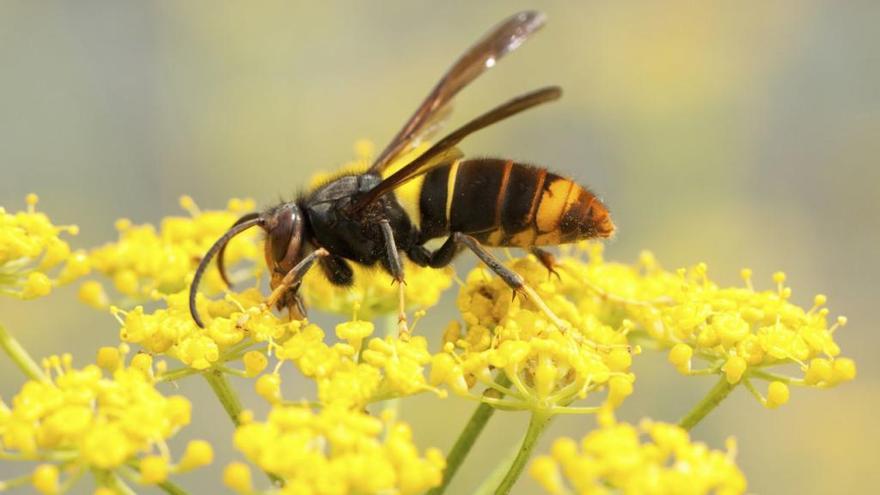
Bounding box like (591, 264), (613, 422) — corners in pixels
(368, 10), (546, 174)
(350, 86), (562, 214)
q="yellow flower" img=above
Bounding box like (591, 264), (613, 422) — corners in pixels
(0, 353), (210, 492)
(559, 242), (856, 407)
(85, 196), (260, 303)
(299, 258), (453, 320)
(531, 417), (747, 495)
(274, 321), (439, 409)
(231, 405), (444, 495)
(431, 255), (634, 415)
(113, 288), (298, 370)
(0, 194), (87, 299)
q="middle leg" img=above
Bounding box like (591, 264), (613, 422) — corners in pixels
(379, 219), (410, 336)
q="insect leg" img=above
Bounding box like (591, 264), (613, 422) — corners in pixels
(530, 247), (560, 280)
(319, 255), (355, 286)
(379, 220), (410, 336)
(266, 248), (329, 310)
(454, 233), (571, 332)
(407, 234), (462, 268)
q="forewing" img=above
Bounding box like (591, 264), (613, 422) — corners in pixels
(368, 11), (546, 174)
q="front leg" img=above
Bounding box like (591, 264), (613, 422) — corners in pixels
(379, 219), (410, 336)
(266, 248), (329, 310)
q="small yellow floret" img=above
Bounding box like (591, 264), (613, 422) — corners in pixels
(78, 280), (109, 308)
(95, 346), (121, 370)
(178, 440), (214, 471)
(722, 356), (748, 384)
(223, 462), (253, 494)
(765, 381), (790, 408)
(668, 343), (693, 374)
(243, 351), (269, 377)
(22, 272), (52, 299)
(255, 374), (282, 404)
(32, 464), (59, 495)
(139, 455), (169, 484)
(831, 358), (857, 384)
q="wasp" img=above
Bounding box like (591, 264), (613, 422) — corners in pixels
(189, 11), (615, 332)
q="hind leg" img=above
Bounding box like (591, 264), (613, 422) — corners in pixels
(530, 247), (560, 280)
(410, 233), (571, 331)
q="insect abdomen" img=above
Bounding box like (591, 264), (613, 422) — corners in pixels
(417, 159), (614, 246)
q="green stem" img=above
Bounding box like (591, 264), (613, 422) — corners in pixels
(158, 479), (190, 495)
(202, 369), (284, 487)
(0, 472), (33, 491)
(678, 376), (736, 431)
(123, 462), (191, 495)
(158, 366), (202, 383)
(493, 412), (552, 495)
(473, 442), (521, 495)
(203, 368), (244, 426)
(427, 375), (512, 495)
(0, 323), (47, 381)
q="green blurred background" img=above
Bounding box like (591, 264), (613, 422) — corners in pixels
(2, 1), (878, 493)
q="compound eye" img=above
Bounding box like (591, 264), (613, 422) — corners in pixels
(269, 210), (295, 263)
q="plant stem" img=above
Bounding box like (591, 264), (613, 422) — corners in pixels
(203, 368), (244, 426)
(202, 368), (284, 487)
(0, 323), (47, 381)
(493, 412), (551, 495)
(158, 479), (190, 495)
(427, 402), (496, 495)
(472, 441), (521, 495)
(427, 375), (511, 495)
(679, 376), (736, 431)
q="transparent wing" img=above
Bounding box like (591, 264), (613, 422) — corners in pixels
(368, 11), (546, 174)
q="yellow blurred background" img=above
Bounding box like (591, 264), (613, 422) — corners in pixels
(2, 1), (878, 493)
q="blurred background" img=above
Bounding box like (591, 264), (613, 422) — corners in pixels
(2, 1), (878, 493)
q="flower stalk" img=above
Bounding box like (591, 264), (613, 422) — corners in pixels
(203, 368), (245, 426)
(493, 412), (552, 495)
(0, 323), (47, 381)
(428, 374), (512, 495)
(679, 376), (737, 431)
(203, 368), (284, 487)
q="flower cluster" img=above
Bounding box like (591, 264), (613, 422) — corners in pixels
(84, 196), (260, 307)
(228, 406), (444, 495)
(2, 163), (858, 494)
(530, 416), (747, 495)
(556, 243), (856, 407)
(258, 317), (439, 410)
(300, 260), (454, 321)
(0, 194), (89, 299)
(431, 255), (635, 415)
(113, 288), (297, 371)
(0, 350), (211, 493)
